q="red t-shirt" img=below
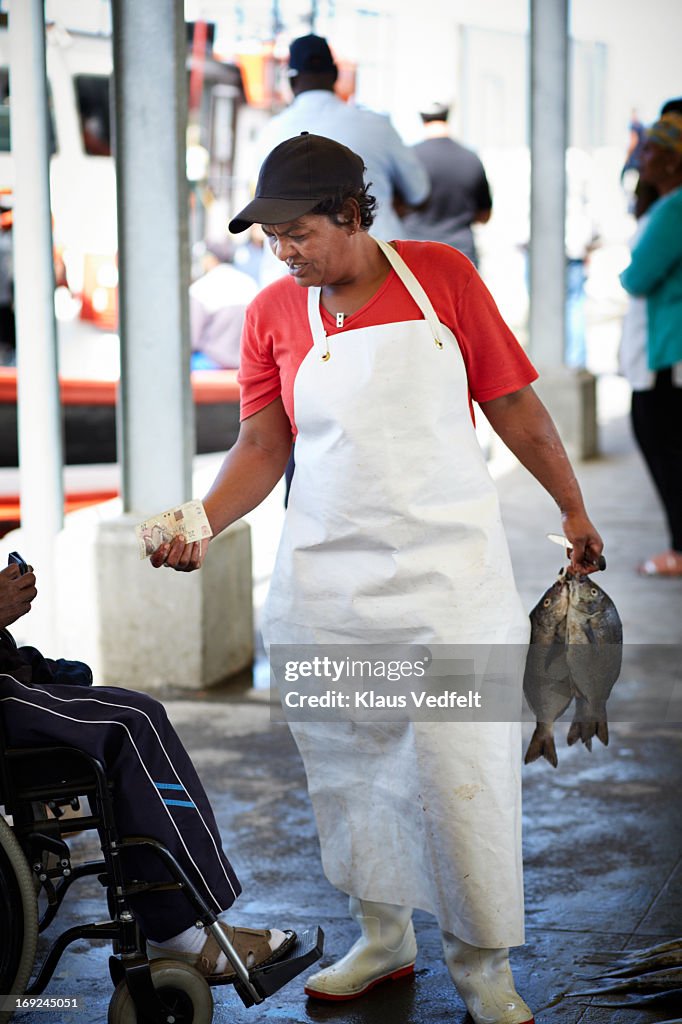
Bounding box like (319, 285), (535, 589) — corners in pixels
(238, 239), (537, 435)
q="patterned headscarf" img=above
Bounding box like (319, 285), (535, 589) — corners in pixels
(646, 112), (682, 154)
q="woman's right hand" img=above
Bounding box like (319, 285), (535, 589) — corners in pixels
(148, 399), (293, 575)
(150, 535), (210, 572)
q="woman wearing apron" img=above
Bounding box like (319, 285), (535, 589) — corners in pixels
(153, 134), (604, 1024)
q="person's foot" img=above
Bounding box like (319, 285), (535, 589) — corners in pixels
(442, 934), (534, 1024)
(148, 922), (295, 981)
(304, 898), (416, 1000)
(637, 550), (682, 577)
(304, 944), (416, 1000)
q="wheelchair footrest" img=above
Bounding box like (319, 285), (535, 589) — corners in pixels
(237, 926), (324, 1005)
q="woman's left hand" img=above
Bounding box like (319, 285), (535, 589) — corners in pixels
(561, 513), (604, 574)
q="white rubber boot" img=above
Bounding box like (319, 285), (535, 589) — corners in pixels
(442, 931), (534, 1024)
(304, 897), (416, 1001)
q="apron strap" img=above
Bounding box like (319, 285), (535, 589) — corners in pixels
(306, 238), (449, 358)
(307, 287), (331, 361)
(374, 239), (445, 349)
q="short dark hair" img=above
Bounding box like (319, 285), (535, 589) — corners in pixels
(310, 183), (377, 230)
(661, 97), (682, 116)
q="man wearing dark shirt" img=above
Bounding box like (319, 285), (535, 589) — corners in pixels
(403, 102), (492, 267)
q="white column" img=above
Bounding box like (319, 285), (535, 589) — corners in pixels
(527, 0), (597, 459)
(112, 0), (194, 513)
(528, 0), (568, 369)
(9, 0), (63, 648)
(63, 0), (254, 690)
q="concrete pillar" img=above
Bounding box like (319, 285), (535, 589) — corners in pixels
(529, 0), (597, 459)
(112, 0), (194, 511)
(56, 0), (254, 689)
(9, 0), (63, 650)
(54, 503), (253, 691)
(529, 0), (568, 369)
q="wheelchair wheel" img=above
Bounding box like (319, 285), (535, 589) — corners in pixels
(107, 961), (213, 1024)
(0, 816), (39, 1020)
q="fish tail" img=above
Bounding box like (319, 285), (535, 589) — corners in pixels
(567, 717), (608, 748)
(596, 719), (609, 746)
(524, 725), (558, 767)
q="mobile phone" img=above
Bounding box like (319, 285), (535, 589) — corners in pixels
(7, 551), (29, 575)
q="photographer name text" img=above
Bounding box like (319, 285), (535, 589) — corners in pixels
(283, 689), (482, 709)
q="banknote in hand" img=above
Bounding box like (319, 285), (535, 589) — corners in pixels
(135, 500), (213, 559)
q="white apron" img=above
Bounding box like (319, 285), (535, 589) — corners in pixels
(262, 240), (530, 947)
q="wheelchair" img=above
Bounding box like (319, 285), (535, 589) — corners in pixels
(0, 710), (323, 1023)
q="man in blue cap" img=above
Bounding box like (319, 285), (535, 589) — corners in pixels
(254, 34), (429, 245)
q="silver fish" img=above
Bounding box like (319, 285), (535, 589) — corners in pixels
(565, 573), (623, 749)
(523, 574), (572, 767)
(524, 571), (624, 766)
(591, 949), (682, 978)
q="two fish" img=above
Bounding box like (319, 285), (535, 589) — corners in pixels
(523, 569), (623, 766)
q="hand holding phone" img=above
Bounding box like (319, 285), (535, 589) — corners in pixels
(1, 552), (35, 629)
(7, 551), (29, 576)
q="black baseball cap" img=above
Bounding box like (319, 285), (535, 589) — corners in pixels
(287, 34), (336, 77)
(228, 133), (365, 233)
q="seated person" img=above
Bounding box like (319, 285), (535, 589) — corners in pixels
(189, 242), (258, 370)
(0, 562), (293, 981)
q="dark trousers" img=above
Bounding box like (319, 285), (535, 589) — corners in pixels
(631, 368), (682, 552)
(0, 676), (241, 941)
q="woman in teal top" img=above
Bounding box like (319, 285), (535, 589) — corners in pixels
(620, 112), (682, 576)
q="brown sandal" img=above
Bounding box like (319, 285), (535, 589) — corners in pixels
(196, 925), (297, 983)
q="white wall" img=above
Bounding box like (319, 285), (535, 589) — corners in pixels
(571, 0), (682, 140)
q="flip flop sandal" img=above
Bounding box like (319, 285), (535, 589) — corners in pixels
(192, 925), (297, 984)
(637, 552), (682, 577)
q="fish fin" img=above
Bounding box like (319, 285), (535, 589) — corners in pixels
(567, 981), (637, 996)
(566, 720), (581, 746)
(569, 676), (588, 701)
(583, 619), (598, 644)
(596, 720), (609, 746)
(566, 723), (593, 750)
(545, 644), (566, 669)
(567, 709), (595, 747)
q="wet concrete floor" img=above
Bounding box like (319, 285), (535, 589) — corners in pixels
(12, 403), (682, 1023)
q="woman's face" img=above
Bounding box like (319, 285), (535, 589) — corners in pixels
(262, 213), (355, 288)
(639, 139), (681, 189)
